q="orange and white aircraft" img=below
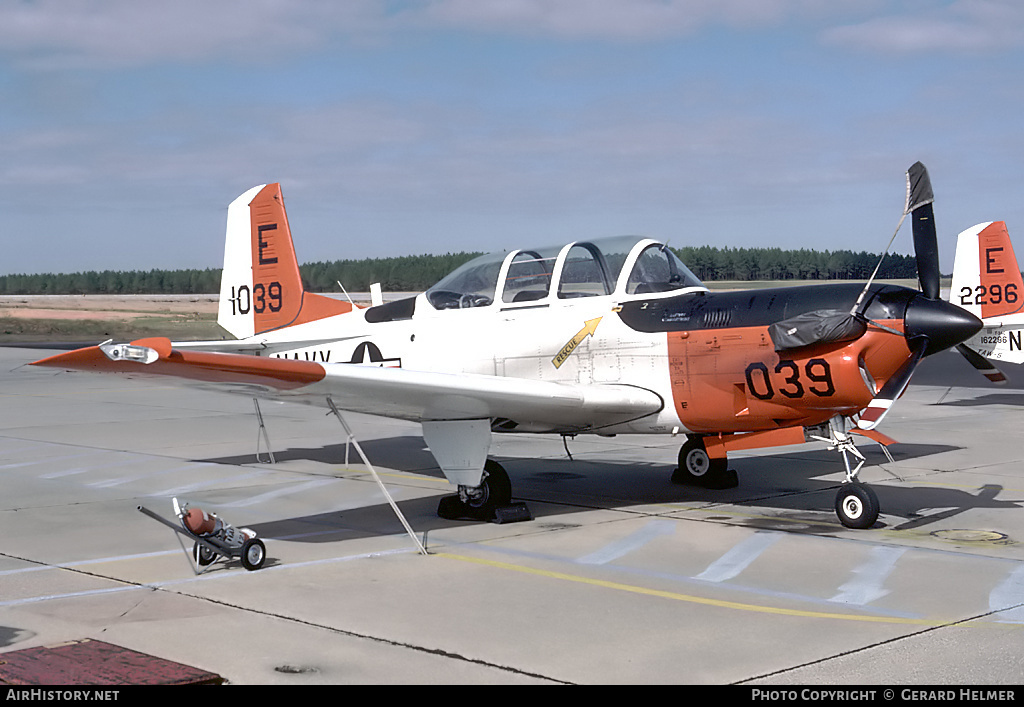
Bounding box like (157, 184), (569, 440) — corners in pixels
(33, 163), (984, 529)
(947, 219), (1024, 381)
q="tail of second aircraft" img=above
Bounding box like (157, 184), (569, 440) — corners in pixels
(950, 220), (1024, 367)
(217, 184), (355, 339)
(951, 221), (1024, 320)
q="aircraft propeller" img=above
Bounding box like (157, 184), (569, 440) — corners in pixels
(857, 162), (983, 430)
(955, 342), (1008, 384)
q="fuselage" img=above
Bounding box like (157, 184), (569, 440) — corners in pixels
(254, 237), (920, 438)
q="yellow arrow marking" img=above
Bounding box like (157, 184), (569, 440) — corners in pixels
(552, 317), (602, 369)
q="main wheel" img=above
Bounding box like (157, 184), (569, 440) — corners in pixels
(835, 483), (879, 529)
(673, 437), (733, 488)
(241, 537), (267, 571)
(460, 459), (512, 512)
(439, 460), (513, 520)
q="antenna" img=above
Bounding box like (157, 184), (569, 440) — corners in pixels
(336, 280), (356, 307)
(848, 166), (917, 317)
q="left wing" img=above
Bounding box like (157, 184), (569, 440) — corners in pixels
(31, 338), (664, 433)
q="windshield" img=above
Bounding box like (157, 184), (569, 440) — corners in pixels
(426, 251), (504, 309)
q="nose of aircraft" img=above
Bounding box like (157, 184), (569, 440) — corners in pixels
(903, 294), (983, 356)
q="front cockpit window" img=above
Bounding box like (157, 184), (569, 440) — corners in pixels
(626, 244), (703, 294)
(426, 251), (504, 310)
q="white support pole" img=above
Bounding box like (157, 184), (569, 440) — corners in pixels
(253, 398), (276, 464)
(326, 397), (428, 556)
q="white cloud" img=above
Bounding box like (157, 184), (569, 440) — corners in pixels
(0, 0), (880, 68)
(0, 0), (384, 68)
(417, 0), (859, 40)
(823, 0), (1024, 53)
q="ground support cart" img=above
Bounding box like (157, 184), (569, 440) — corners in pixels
(138, 497), (267, 573)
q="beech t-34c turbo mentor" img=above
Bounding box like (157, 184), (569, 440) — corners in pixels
(33, 162), (986, 529)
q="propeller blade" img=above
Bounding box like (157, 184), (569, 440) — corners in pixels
(907, 162), (940, 300)
(857, 340), (927, 431)
(956, 343), (1008, 384)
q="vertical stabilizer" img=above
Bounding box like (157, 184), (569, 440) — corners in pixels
(218, 184), (354, 339)
(951, 221), (1024, 320)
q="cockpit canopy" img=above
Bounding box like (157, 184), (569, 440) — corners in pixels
(426, 236), (704, 310)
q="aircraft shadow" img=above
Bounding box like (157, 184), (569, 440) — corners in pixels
(198, 435), (441, 475)
(934, 392), (1024, 407)
(226, 438), (1017, 541)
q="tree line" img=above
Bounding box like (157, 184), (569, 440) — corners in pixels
(0, 247), (919, 296)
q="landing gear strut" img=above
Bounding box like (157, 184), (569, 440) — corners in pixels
(671, 436), (738, 489)
(808, 416), (881, 529)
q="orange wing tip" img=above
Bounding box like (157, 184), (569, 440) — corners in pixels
(31, 337), (169, 369)
(31, 345), (107, 369)
(32, 342), (326, 391)
(130, 337), (173, 359)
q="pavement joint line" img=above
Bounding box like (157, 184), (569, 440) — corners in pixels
(0, 545), (570, 683)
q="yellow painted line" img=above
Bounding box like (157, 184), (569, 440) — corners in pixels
(334, 467), (449, 485)
(435, 552), (943, 626)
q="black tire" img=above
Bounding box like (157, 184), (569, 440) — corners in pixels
(673, 437), (731, 487)
(835, 483), (879, 529)
(462, 459), (512, 510)
(439, 460), (513, 521)
(241, 537), (266, 571)
(192, 541), (216, 567)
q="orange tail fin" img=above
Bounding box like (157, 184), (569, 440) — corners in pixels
(951, 221), (1024, 319)
(219, 183), (354, 338)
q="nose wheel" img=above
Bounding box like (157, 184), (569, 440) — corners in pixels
(809, 417), (882, 529)
(835, 482), (879, 529)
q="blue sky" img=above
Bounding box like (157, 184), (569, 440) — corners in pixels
(2, 0), (1023, 277)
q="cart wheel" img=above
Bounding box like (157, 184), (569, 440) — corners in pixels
(192, 541), (216, 567)
(241, 537), (266, 571)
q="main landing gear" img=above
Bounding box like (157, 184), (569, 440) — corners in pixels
(437, 459), (532, 523)
(674, 422), (882, 530)
(671, 436), (738, 490)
